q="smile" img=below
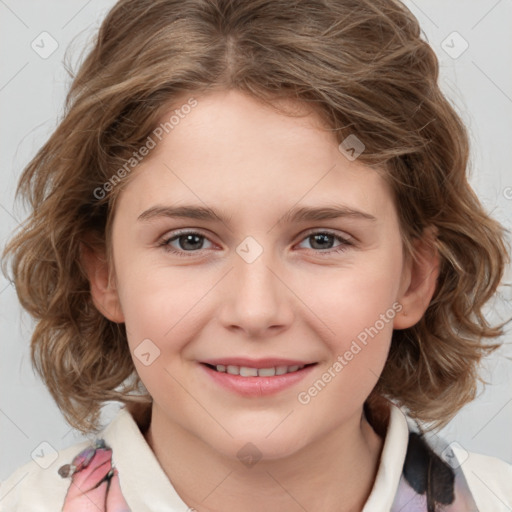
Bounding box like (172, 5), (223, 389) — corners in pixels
(199, 361), (318, 397)
(204, 363), (315, 377)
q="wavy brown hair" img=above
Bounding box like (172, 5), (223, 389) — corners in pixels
(2, 0), (511, 433)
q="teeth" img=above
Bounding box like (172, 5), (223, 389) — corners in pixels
(227, 365), (239, 375)
(214, 364), (306, 377)
(258, 367), (276, 377)
(239, 366), (258, 377)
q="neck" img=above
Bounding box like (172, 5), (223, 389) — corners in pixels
(141, 402), (386, 512)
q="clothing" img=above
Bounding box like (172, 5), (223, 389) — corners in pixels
(1, 402), (511, 511)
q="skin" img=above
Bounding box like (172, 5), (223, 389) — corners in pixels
(82, 89), (439, 512)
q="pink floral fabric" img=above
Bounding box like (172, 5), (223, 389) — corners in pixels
(58, 440), (131, 511)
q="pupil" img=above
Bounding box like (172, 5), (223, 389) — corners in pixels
(180, 234), (203, 251)
(311, 233), (332, 250)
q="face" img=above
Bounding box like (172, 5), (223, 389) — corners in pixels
(92, 89), (422, 460)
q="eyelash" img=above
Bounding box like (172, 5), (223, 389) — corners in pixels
(158, 229), (354, 258)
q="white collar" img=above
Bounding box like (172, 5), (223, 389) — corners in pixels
(102, 405), (188, 511)
(362, 403), (409, 510)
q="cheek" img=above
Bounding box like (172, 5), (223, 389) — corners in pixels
(295, 253), (403, 405)
(116, 271), (201, 401)
(297, 269), (400, 414)
(302, 252), (402, 342)
(115, 263), (220, 394)
(115, 257), (206, 338)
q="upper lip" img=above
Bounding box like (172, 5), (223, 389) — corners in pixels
(200, 358), (317, 368)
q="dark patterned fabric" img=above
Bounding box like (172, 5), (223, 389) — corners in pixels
(391, 432), (479, 511)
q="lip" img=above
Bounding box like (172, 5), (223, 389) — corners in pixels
(200, 357), (315, 368)
(199, 361), (317, 397)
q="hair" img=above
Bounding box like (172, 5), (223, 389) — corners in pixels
(2, 0), (510, 434)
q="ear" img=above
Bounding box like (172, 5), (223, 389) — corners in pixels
(79, 238), (125, 323)
(393, 226), (440, 330)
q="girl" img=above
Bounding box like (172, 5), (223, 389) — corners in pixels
(1, 0), (511, 510)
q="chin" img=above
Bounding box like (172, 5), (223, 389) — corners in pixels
(206, 427), (309, 464)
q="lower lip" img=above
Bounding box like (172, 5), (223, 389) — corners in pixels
(199, 363), (316, 397)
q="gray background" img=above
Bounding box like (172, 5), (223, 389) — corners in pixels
(1, 0), (511, 482)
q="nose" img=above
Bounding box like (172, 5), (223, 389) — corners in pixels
(216, 243), (294, 339)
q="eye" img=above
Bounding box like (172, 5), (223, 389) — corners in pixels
(158, 229), (353, 257)
(159, 231), (214, 257)
(296, 230), (353, 255)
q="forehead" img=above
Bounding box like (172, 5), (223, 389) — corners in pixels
(115, 90), (396, 225)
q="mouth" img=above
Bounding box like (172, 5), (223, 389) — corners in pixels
(201, 362), (317, 377)
(198, 359), (318, 397)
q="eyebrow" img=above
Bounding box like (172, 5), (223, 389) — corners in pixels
(137, 204), (377, 225)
